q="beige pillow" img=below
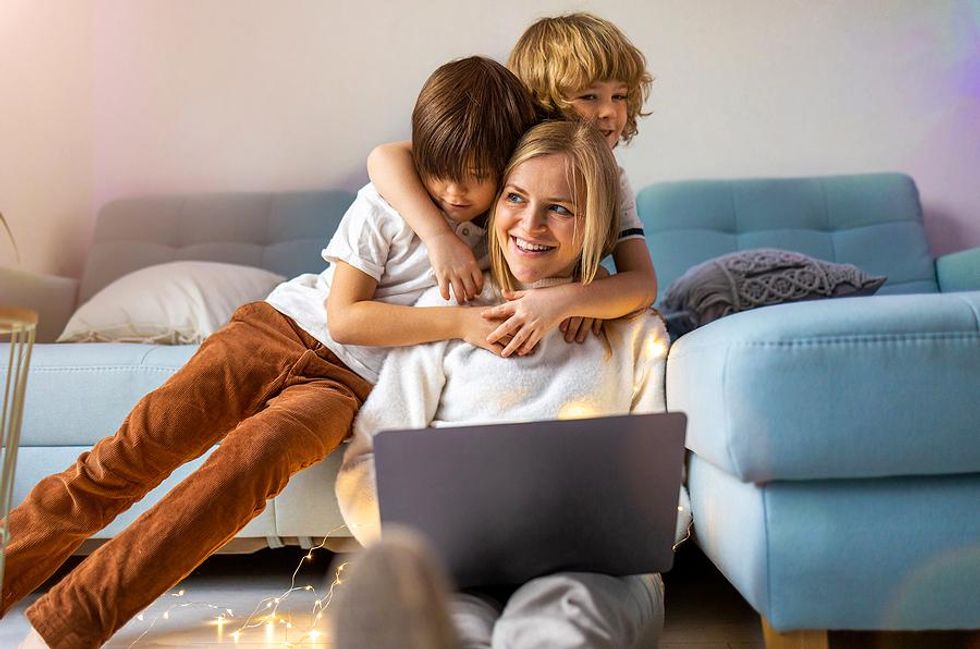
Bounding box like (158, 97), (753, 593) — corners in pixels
(58, 261), (285, 344)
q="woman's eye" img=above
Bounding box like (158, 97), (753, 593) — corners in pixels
(550, 204), (573, 217)
(505, 192), (523, 204)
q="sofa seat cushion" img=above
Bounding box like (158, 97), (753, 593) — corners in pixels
(667, 291), (980, 482)
(687, 454), (980, 630)
(13, 342), (197, 446)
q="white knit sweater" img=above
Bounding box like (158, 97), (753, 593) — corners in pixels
(336, 278), (684, 545)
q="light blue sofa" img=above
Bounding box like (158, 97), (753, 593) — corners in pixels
(2, 173), (977, 644)
(0, 191), (361, 551)
(637, 172), (980, 645)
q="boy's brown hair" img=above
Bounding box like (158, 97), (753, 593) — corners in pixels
(412, 56), (539, 184)
(508, 12), (653, 144)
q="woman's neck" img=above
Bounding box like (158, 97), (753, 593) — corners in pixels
(517, 276), (575, 290)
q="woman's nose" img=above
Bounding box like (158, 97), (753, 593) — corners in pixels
(521, 207), (547, 230)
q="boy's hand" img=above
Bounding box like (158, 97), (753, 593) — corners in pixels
(458, 307), (505, 356)
(559, 316), (604, 343)
(428, 230), (484, 304)
(556, 266), (607, 343)
(482, 288), (570, 358)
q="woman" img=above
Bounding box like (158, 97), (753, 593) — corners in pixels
(334, 120), (689, 649)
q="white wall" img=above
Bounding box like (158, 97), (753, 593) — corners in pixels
(1, 0), (977, 277)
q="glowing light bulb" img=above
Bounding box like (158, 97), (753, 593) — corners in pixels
(646, 334), (668, 359)
(558, 401), (595, 420)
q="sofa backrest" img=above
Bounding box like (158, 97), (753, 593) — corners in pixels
(78, 190), (356, 304)
(635, 172), (938, 303)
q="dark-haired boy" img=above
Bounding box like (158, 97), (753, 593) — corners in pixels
(4, 55), (538, 649)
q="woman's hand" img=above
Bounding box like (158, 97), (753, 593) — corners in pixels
(427, 231), (484, 304)
(559, 316), (603, 343)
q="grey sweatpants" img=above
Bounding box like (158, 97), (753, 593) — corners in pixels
(450, 572), (665, 649)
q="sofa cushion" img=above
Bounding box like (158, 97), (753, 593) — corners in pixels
(637, 173), (938, 301)
(666, 290), (980, 482)
(10, 343), (197, 446)
(58, 261), (284, 344)
(663, 248), (886, 330)
(688, 454), (980, 630)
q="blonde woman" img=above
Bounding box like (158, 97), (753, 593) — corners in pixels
(334, 120), (688, 649)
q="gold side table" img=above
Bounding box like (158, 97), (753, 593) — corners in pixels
(0, 307), (37, 593)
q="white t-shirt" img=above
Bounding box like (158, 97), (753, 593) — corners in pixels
(265, 183), (487, 383)
(618, 166), (645, 244)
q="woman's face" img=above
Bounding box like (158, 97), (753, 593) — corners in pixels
(495, 153), (584, 285)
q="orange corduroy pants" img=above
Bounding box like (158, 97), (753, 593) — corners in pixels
(0, 302), (372, 649)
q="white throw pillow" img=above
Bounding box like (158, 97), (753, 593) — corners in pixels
(58, 261), (286, 344)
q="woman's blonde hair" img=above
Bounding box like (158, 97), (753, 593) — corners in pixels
(508, 12), (653, 145)
(488, 120), (620, 293)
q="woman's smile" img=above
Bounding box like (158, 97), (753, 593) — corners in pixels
(495, 153), (584, 284)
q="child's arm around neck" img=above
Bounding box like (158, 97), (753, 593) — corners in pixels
(326, 261), (502, 355)
(367, 141), (484, 303)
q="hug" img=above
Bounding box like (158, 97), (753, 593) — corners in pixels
(3, 13), (686, 649)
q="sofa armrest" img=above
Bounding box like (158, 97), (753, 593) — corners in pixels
(0, 267), (78, 342)
(936, 246), (980, 293)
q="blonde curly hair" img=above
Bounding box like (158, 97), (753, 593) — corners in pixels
(508, 12), (653, 145)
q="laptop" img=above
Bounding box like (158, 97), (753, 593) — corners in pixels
(374, 412), (687, 588)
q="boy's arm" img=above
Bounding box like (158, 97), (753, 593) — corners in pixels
(483, 238), (657, 357)
(327, 261), (502, 353)
(367, 141), (483, 303)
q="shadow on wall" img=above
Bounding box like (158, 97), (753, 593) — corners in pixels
(922, 204), (975, 258)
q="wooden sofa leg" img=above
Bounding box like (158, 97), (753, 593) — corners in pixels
(761, 616), (829, 649)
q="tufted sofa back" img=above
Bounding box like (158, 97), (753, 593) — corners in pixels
(636, 173), (937, 303)
(78, 190), (356, 304)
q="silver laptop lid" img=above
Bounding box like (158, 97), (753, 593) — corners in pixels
(375, 412), (686, 588)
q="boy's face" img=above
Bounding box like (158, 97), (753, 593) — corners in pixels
(569, 80), (629, 149)
(423, 173), (498, 223)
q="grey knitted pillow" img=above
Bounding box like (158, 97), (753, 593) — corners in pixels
(663, 248), (887, 329)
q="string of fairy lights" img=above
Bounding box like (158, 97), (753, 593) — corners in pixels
(122, 499), (692, 647)
(125, 525), (350, 648)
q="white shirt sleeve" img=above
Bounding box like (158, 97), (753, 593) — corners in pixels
(617, 167), (645, 243)
(335, 339), (448, 545)
(322, 191), (392, 281)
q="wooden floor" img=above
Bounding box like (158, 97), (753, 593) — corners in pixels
(663, 543), (980, 649)
(662, 542), (764, 649)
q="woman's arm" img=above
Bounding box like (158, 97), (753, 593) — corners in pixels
(327, 261), (502, 353)
(336, 342), (447, 544)
(482, 238), (657, 357)
(367, 141), (483, 303)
